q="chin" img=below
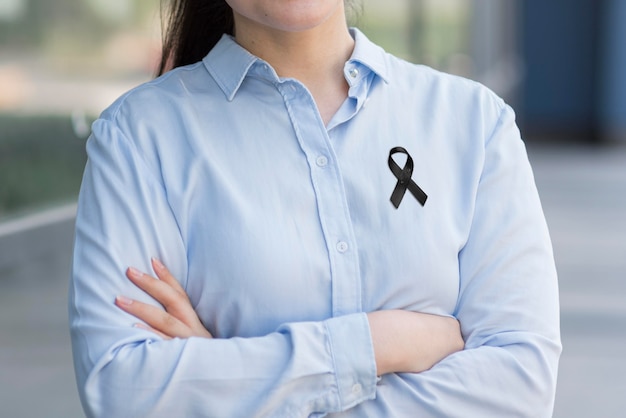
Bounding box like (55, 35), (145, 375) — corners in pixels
(267, 12), (336, 32)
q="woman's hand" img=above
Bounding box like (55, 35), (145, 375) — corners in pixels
(115, 258), (213, 340)
(367, 310), (464, 376)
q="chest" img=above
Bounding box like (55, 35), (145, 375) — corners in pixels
(156, 87), (480, 337)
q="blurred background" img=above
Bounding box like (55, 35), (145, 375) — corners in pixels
(0, 0), (624, 416)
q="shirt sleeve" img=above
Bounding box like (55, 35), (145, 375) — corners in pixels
(344, 103), (562, 417)
(69, 118), (378, 417)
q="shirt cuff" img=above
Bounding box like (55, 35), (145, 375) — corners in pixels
(324, 313), (377, 411)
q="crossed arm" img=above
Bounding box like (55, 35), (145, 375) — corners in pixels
(116, 257), (465, 377)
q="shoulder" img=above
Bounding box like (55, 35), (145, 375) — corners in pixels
(98, 61), (218, 128)
(89, 61), (225, 154)
(376, 52), (511, 147)
(87, 62), (218, 169)
(385, 53), (505, 116)
(351, 28), (507, 125)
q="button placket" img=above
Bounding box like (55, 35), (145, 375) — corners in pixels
(279, 81), (362, 317)
(311, 146), (362, 316)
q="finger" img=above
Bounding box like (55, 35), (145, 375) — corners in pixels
(151, 258), (187, 296)
(124, 267), (212, 339)
(115, 295), (194, 338)
(134, 322), (172, 340)
(126, 267), (190, 315)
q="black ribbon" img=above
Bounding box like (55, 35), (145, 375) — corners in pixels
(388, 147), (428, 208)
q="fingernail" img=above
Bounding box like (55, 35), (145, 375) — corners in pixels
(133, 323), (149, 330)
(151, 257), (165, 271)
(116, 295), (134, 306)
(127, 267), (144, 279)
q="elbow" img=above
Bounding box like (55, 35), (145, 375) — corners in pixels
(72, 339), (159, 418)
(77, 355), (154, 418)
(498, 333), (562, 415)
(466, 329), (562, 416)
(74, 354), (127, 418)
(524, 336), (562, 414)
(73, 337), (188, 417)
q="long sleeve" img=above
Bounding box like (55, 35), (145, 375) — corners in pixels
(333, 103), (562, 417)
(69, 118), (378, 417)
(449, 104), (561, 415)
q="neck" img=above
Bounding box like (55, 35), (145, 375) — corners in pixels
(232, 9), (355, 124)
(233, 8), (354, 80)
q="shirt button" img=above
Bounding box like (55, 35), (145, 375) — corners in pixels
(352, 383), (362, 394)
(316, 155), (328, 167)
(336, 241), (349, 253)
(349, 68), (359, 78)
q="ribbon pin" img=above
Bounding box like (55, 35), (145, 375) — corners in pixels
(388, 146), (428, 208)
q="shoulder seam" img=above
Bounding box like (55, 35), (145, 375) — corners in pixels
(103, 62), (205, 122)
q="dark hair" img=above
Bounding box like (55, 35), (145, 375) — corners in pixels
(157, 0), (234, 76)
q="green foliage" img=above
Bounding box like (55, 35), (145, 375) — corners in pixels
(0, 114), (88, 219)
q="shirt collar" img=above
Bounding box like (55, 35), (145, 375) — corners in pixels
(203, 28), (390, 101)
(203, 34), (259, 101)
(347, 28), (390, 84)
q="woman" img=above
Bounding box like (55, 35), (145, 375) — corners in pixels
(69, 0), (561, 416)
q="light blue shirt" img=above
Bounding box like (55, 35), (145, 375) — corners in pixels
(69, 29), (561, 417)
